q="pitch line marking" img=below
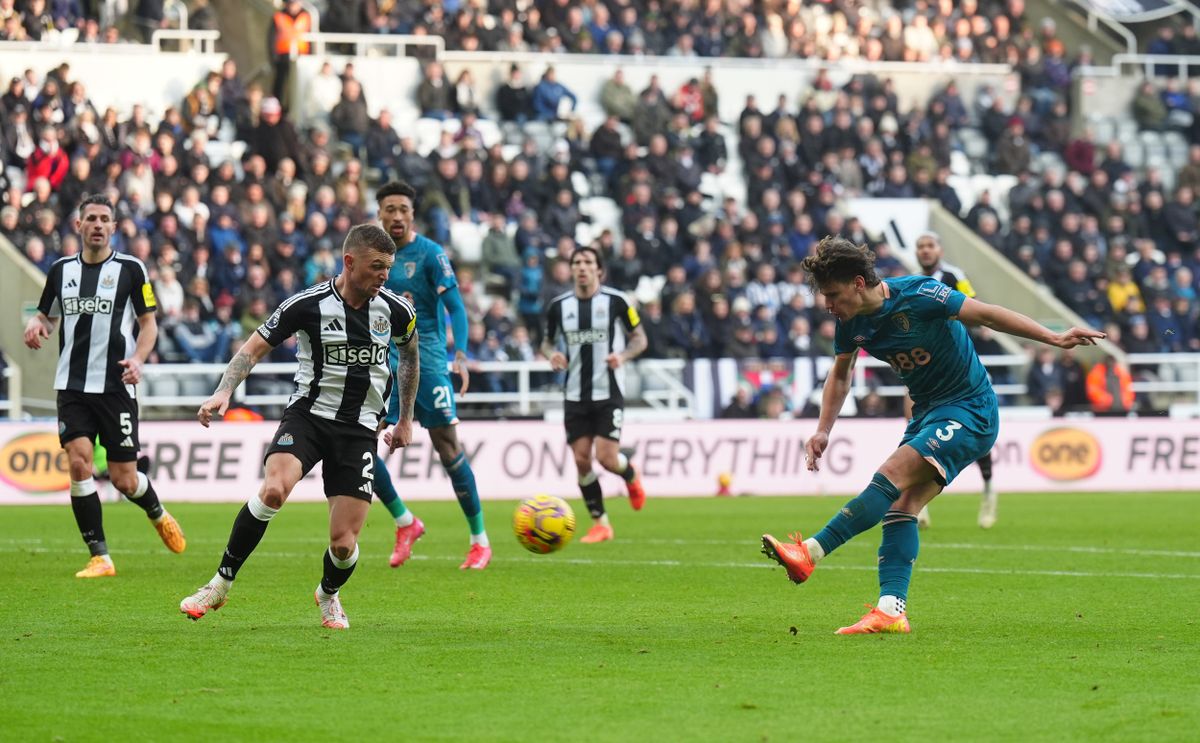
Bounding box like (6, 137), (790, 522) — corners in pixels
(2, 546), (1197, 580)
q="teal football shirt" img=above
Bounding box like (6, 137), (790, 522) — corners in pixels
(833, 275), (992, 413)
(383, 233), (457, 375)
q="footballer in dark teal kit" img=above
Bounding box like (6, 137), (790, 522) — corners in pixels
(762, 237), (1104, 634)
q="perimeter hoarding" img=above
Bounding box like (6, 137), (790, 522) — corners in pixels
(0, 419), (1196, 504)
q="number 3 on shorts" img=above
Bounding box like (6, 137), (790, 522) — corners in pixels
(432, 385), (452, 409)
(935, 420), (962, 441)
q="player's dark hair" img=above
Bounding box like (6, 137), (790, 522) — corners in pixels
(78, 193), (114, 216)
(571, 246), (604, 271)
(343, 224), (396, 255)
(801, 236), (880, 289)
(375, 180), (417, 206)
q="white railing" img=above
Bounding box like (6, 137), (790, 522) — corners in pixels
(1061, 0), (1138, 56)
(150, 29), (221, 54)
(1078, 53), (1200, 80)
(138, 358), (693, 417)
(0, 366), (21, 420)
(126, 352), (1200, 420)
(292, 32), (443, 59)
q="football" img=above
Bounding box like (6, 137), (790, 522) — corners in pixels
(513, 495), (577, 554)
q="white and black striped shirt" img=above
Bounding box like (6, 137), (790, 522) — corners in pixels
(545, 286), (640, 404)
(37, 251), (157, 395)
(258, 281), (417, 430)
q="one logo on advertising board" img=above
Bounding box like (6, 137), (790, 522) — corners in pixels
(0, 432), (70, 493)
(1030, 427), (1101, 481)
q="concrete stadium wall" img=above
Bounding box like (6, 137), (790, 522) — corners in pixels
(928, 202), (1122, 365)
(0, 47), (227, 118)
(0, 237), (58, 414)
(294, 52), (1019, 130)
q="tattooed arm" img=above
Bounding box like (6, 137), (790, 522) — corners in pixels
(385, 332), (420, 452)
(197, 333), (274, 427)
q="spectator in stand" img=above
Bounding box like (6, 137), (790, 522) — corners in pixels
(245, 97), (305, 176)
(1086, 355), (1135, 414)
(481, 212), (520, 293)
(496, 64), (531, 123)
(267, 0), (312, 104)
(417, 61), (454, 121)
(330, 79), (370, 157)
(600, 68), (635, 123)
(26, 127), (68, 191)
(531, 66), (576, 122)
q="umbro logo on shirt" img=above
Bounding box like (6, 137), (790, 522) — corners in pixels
(324, 319), (344, 332)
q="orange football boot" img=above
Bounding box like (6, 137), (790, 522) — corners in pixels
(835, 605), (912, 635)
(760, 532), (817, 584)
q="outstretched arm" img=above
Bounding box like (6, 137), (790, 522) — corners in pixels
(197, 333), (273, 427)
(806, 352), (857, 472)
(440, 285), (471, 394)
(956, 298), (1106, 349)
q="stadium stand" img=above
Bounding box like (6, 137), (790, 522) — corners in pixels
(5, 0), (1200, 419)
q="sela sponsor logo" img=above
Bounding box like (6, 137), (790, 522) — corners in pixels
(565, 328), (608, 345)
(62, 296), (114, 315)
(324, 343), (387, 366)
(0, 431), (71, 493)
(1030, 427), (1101, 481)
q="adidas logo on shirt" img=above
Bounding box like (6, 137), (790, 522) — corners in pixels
(359, 483), (373, 496)
(65, 278), (78, 289)
(324, 318), (344, 332)
(119, 436), (134, 448)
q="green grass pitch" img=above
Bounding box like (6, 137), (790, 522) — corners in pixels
(1, 491), (1197, 742)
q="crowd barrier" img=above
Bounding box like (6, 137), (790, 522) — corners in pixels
(0, 417), (1195, 504)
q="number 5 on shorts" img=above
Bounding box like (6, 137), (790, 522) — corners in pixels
(119, 412), (132, 435)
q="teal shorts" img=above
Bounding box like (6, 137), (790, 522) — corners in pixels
(900, 392), (998, 487)
(385, 368), (458, 429)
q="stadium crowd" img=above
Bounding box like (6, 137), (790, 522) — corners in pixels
(4, 0), (1200, 418)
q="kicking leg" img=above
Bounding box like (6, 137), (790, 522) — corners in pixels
(595, 437), (644, 511)
(976, 451), (998, 529)
(374, 453), (425, 567)
(430, 425), (491, 569)
(316, 495), (371, 629)
(573, 436), (612, 543)
(65, 437), (114, 578)
(763, 445), (936, 584)
(180, 453), (301, 620)
(109, 459), (186, 553)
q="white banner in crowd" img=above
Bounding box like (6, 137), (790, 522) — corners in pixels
(1, 418), (1197, 505)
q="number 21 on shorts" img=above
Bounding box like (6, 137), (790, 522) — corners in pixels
(432, 385), (452, 409)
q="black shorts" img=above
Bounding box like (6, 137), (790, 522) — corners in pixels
(264, 408), (377, 500)
(564, 400), (624, 443)
(57, 389), (140, 462)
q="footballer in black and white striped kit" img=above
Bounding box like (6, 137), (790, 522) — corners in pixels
(24, 194), (186, 579)
(182, 224), (420, 630)
(543, 247), (649, 544)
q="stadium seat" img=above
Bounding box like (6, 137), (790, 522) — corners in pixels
(949, 149), (972, 177)
(414, 118), (444, 156)
(450, 220), (485, 264)
(570, 170), (592, 199)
